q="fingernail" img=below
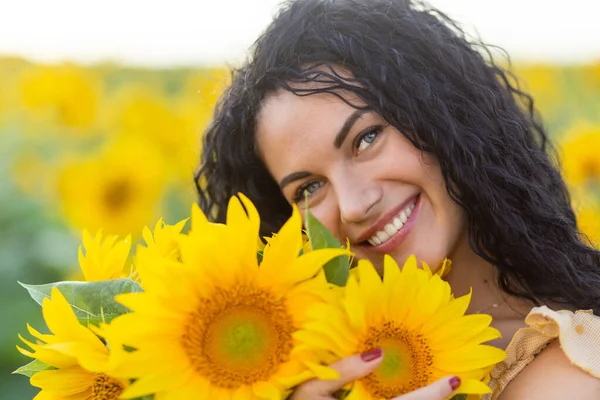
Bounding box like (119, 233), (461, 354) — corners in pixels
(360, 348), (383, 362)
(449, 376), (461, 391)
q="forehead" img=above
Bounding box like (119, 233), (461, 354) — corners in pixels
(256, 89), (363, 158)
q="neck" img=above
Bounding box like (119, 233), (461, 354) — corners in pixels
(445, 231), (533, 349)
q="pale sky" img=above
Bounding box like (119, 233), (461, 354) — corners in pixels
(1, 0), (599, 66)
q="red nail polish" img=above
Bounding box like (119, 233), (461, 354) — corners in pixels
(360, 348), (383, 362)
(449, 376), (461, 391)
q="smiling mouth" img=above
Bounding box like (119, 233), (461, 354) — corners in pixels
(362, 195), (419, 247)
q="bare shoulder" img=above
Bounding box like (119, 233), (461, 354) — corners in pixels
(498, 340), (600, 399)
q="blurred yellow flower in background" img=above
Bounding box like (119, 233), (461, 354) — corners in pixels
(106, 87), (202, 185)
(0, 57), (29, 125)
(20, 64), (101, 131)
(57, 137), (166, 237)
(582, 61), (600, 92)
(10, 151), (56, 197)
(560, 123), (600, 187)
(78, 230), (132, 281)
(512, 64), (563, 115)
(178, 67), (231, 127)
(577, 206), (600, 247)
(571, 188), (600, 247)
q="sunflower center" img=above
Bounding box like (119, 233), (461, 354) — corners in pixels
(104, 179), (132, 212)
(360, 321), (433, 398)
(583, 160), (600, 182)
(92, 373), (124, 400)
(181, 284), (295, 389)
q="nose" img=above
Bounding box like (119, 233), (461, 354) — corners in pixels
(336, 173), (383, 225)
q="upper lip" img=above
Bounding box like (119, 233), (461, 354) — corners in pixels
(353, 194), (419, 244)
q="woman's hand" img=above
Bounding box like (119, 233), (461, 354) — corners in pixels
(291, 348), (461, 400)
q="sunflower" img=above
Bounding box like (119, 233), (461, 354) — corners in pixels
(17, 288), (128, 399)
(571, 188), (600, 247)
(78, 230), (131, 281)
(140, 217), (188, 261)
(560, 123), (600, 187)
(20, 63), (100, 130)
(57, 136), (166, 237)
(106, 88), (202, 185)
(298, 256), (506, 399)
(108, 195), (348, 399)
(512, 64), (561, 115)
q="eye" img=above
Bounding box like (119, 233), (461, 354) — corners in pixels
(354, 126), (382, 154)
(293, 180), (323, 203)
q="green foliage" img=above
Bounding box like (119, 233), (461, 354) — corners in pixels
(19, 278), (143, 325)
(12, 359), (53, 378)
(304, 205), (351, 286)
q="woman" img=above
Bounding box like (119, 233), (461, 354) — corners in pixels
(195, 0), (600, 398)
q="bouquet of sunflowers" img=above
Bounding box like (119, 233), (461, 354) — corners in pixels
(14, 194), (505, 400)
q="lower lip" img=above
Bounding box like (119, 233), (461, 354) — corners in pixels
(365, 194), (422, 254)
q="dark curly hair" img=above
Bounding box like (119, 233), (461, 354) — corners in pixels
(195, 0), (600, 312)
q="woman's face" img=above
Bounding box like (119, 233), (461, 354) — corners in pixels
(256, 88), (467, 272)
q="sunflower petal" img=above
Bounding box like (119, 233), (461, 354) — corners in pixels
(455, 378), (492, 395)
(435, 345), (506, 372)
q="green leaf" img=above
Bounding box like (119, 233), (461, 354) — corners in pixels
(450, 394), (468, 400)
(12, 359), (53, 377)
(333, 388), (351, 399)
(19, 278), (143, 325)
(257, 249), (264, 263)
(304, 205), (350, 286)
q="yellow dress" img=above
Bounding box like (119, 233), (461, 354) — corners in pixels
(482, 306), (600, 399)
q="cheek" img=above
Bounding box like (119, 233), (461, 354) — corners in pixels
(413, 190), (467, 268)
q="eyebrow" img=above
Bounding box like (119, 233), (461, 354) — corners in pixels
(278, 108), (369, 190)
(333, 109), (369, 149)
(279, 171), (311, 190)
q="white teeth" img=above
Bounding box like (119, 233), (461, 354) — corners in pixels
(393, 217), (403, 230)
(376, 231), (390, 242)
(366, 198), (417, 246)
(384, 223), (397, 236)
(400, 211), (408, 224)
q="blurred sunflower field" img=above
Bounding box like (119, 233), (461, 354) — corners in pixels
(0, 57), (599, 398)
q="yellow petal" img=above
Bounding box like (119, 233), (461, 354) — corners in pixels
(252, 380), (281, 400)
(342, 273), (368, 336)
(142, 224), (156, 247)
(428, 314), (493, 351)
(455, 378), (492, 395)
(304, 361), (340, 380)
(354, 260), (385, 324)
(421, 289), (472, 335)
(190, 203), (209, 233)
(293, 330), (349, 356)
(403, 274), (448, 329)
(30, 368), (92, 394)
(277, 248), (350, 289)
(435, 345), (506, 372)
(226, 195), (260, 269)
(259, 207), (303, 285)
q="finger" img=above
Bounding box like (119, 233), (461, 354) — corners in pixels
(295, 348), (384, 397)
(393, 376), (461, 400)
